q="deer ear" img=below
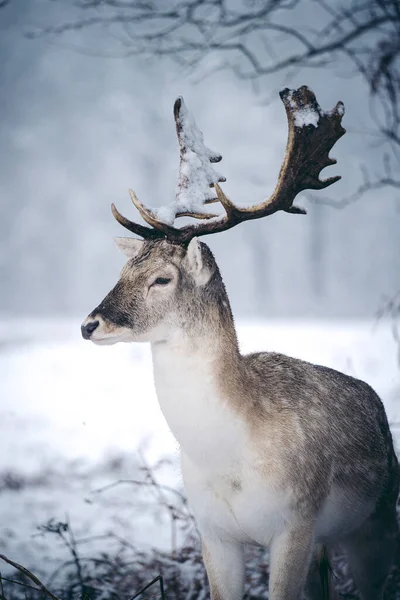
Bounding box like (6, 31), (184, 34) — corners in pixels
(185, 238), (214, 286)
(114, 237), (144, 259)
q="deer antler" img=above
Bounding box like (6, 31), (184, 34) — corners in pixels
(172, 96), (226, 220)
(112, 86), (345, 245)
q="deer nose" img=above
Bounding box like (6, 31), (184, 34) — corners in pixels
(81, 320), (99, 340)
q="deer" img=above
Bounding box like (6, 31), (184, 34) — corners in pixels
(81, 86), (399, 600)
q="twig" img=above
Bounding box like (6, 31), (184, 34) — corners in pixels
(129, 575), (165, 600)
(36, 518), (86, 599)
(90, 478), (189, 508)
(307, 174), (400, 209)
(0, 575), (52, 594)
(59, 517), (85, 598)
(0, 554), (59, 600)
(0, 572), (6, 600)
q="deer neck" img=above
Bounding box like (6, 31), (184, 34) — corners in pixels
(150, 297), (244, 466)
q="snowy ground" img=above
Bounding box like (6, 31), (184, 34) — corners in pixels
(0, 317), (399, 575)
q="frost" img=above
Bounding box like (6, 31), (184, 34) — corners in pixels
(287, 91), (296, 109)
(293, 107), (320, 128)
(284, 88), (322, 128)
(154, 97), (225, 225)
(155, 205), (177, 226)
(337, 102), (345, 116)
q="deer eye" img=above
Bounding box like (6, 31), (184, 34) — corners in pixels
(154, 277), (172, 286)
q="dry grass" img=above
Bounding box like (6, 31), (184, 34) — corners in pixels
(0, 456), (399, 600)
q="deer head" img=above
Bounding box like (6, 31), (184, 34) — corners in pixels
(81, 86), (345, 345)
(81, 237), (226, 345)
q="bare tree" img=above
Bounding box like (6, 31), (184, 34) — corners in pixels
(31, 0), (400, 193)
(25, 2), (399, 312)
(29, 0), (400, 305)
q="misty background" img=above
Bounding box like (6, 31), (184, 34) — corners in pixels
(1, 1), (400, 596)
(1, 0), (399, 320)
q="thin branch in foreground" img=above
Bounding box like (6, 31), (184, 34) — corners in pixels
(0, 575), (54, 596)
(0, 572), (6, 600)
(0, 554), (59, 600)
(129, 575), (166, 600)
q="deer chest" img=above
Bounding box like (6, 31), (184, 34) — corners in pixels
(181, 449), (292, 545)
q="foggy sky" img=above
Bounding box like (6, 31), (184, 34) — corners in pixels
(1, 0), (399, 319)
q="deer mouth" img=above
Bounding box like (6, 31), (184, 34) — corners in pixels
(90, 335), (120, 346)
(81, 315), (129, 344)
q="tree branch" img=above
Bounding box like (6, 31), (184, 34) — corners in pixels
(0, 554), (59, 600)
(28, 0), (400, 204)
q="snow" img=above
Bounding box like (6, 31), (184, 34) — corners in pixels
(285, 88), (323, 128)
(0, 317), (399, 571)
(288, 92), (345, 128)
(153, 97), (225, 225)
(293, 107), (320, 128)
(155, 204), (178, 226)
(336, 102), (345, 116)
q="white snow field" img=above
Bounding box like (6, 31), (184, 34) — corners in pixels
(0, 318), (399, 573)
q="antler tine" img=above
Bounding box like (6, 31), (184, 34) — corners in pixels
(173, 96), (226, 222)
(111, 189), (180, 241)
(111, 203), (165, 240)
(175, 210), (220, 220)
(128, 189), (179, 235)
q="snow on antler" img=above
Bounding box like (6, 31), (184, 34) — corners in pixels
(286, 89), (321, 127)
(112, 86), (345, 245)
(155, 97), (226, 225)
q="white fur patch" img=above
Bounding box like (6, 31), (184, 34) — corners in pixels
(151, 337), (291, 545)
